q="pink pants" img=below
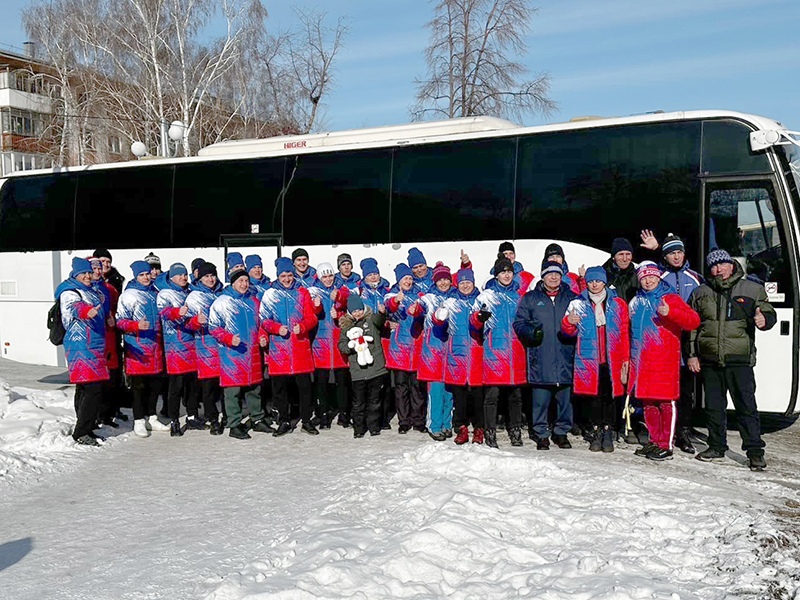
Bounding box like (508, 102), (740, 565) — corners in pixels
(642, 399), (676, 450)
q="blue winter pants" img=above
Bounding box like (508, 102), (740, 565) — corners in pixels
(426, 381), (454, 433)
(531, 384), (573, 439)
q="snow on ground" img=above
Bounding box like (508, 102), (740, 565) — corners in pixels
(1, 377), (800, 600)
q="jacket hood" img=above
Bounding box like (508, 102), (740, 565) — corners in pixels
(125, 279), (155, 293)
(222, 284), (250, 299)
(55, 278), (91, 299)
(190, 279), (223, 294)
(271, 278), (302, 292)
(485, 277), (521, 293)
(455, 287), (480, 301)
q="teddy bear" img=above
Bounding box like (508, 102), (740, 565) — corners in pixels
(346, 326), (374, 366)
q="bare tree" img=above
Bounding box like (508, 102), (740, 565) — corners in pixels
(412, 0), (556, 123)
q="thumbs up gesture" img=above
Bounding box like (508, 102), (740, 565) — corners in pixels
(567, 308), (581, 325)
(657, 298), (670, 316)
(754, 306), (766, 329)
(197, 312), (208, 325)
(138, 318), (151, 331)
(396, 290), (405, 303)
(179, 304), (188, 317)
(313, 296), (321, 308)
(87, 305), (101, 319)
(578, 264), (586, 278)
(460, 249), (470, 265)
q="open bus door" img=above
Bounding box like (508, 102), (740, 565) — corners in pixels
(703, 176), (798, 415)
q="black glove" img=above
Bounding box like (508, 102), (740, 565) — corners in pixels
(531, 327), (544, 347)
(477, 309), (492, 323)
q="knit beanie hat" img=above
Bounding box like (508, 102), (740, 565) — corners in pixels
(541, 260), (563, 278)
(347, 294), (365, 313)
(337, 253), (353, 268)
(88, 256), (101, 269)
(432, 261), (451, 283)
(317, 262), (335, 277)
(494, 257), (514, 276)
(611, 238), (634, 256)
(407, 247), (426, 268)
(93, 248), (112, 261)
(360, 258), (379, 277)
(661, 233), (685, 256)
(637, 261), (661, 281)
(70, 257), (93, 278)
(169, 263), (188, 277)
(291, 248), (309, 261)
(245, 254), (262, 271)
(144, 252), (161, 267)
(457, 268), (475, 284)
(394, 263), (413, 283)
(498, 241), (515, 254)
(191, 257), (206, 273)
(544, 243), (564, 260)
(130, 260), (150, 278)
(229, 269), (248, 285)
(275, 256), (294, 277)
(584, 266), (607, 284)
(197, 262), (217, 279)
(226, 252), (244, 271)
(706, 248), (734, 269)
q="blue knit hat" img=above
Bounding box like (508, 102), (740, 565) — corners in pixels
(706, 248), (735, 269)
(661, 233), (685, 256)
(394, 263), (413, 283)
(584, 266), (607, 284)
(360, 257), (379, 277)
(70, 257), (92, 278)
(245, 254), (262, 271)
(130, 260), (151, 278)
(227, 252), (244, 271)
(347, 294), (365, 313)
(457, 268), (475, 284)
(275, 256), (294, 277)
(168, 263), (188, 277)
(407, 247), (426, 268)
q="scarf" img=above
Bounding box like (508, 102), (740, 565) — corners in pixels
(589, 289), (607, 327)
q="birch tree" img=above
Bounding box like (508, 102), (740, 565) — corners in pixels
(412, 0), (556, 123)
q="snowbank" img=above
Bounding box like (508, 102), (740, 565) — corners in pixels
(207, 443), (799, 600)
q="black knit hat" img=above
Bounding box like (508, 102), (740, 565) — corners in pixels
(197, 262), (217, 279)
(229, 269), (248, 285)
(494, 257), (514, 275)
(661, 233), (685, 256)
(611, 238), (634, 256)
(144, 252), (161, 268)
(292, 248), (309, 261)
(498, 241), (515, 254)
(191, 257), (206, 273)
(544, 243), (564, 260)
(93, 248), (112, 261)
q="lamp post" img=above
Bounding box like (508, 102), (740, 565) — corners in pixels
(130, 119), (185, 159)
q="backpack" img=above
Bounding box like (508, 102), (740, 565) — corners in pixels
(47, 299), (66, 345)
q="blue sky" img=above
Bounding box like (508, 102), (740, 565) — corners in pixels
(2, 0), (798, 131)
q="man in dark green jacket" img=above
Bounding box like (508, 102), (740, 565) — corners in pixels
(688, 249), (776, 471)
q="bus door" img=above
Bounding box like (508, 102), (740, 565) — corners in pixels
(220, 233), (283, 282)
(704, 177), (797, 414)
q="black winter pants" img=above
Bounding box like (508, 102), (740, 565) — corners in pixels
(199, 377), (221, 421)
(167, 372), (199, 420)
(272, 373), (313, 424)
(677, 365), (697, 430)
(100, 368), (124, 420)
(701, 365), (765, 456)
(484, 386), (522, 431)
(394, 370), (426, 429)
(450, 385), (485, 429)
(130, 375), (161, 420)
(73, 381), (103, 440)
(588, 363), (616, 428)
(352, 377), (383, 434)
(314, 368), (350, 418)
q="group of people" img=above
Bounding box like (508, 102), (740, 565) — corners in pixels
(54, 232), (775, 471)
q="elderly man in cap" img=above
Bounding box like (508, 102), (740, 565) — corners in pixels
(689, 249), (776, 471)
(292, 248), (317, 288)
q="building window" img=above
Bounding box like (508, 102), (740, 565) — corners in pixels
(84, 131), (94, 150)
(108, 135), (121, 154)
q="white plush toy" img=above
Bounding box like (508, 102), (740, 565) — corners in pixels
(346, 326), (374, 366)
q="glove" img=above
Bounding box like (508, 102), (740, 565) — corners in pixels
(435, 307), (449, 322)
(477, 309), (492, 323)
(531, 327), (544, 347)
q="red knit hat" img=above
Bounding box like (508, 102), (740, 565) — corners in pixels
(432, 261), (451, 283)
(636, 261), (661, 281)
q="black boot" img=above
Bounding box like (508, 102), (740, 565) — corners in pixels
(749, 453), (767, 471)
(229, 425), (251, 440)
(169, 420), (183, 437)
(484, 429), (499, 449)
(273, 421), (293, 437)
(251, 419), (276, 433)
(589, 427), (602, 452)
(301, 422), (320, 435)
(675, 427), (696, 454)
(601, 426), (614, 453)
(552, 434), (572, 449)
(536, 436), (550, 450)
(209, 420), (224, 436)
(508, 427), (523, 447)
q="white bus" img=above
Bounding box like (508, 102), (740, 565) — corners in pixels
(1, 110), (799, 414)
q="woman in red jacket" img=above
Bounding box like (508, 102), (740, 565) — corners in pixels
(628, 261), (700, 461)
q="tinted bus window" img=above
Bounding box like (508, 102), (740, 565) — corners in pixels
(701, 120), (772, 175)
(75, 166), (173, 249)
(0, 173), (77, 250)
(516, 122), (702, 255)
(392, 138), (515, 243)
(283, 150), (391, 245)
(173, 158), (285, 247)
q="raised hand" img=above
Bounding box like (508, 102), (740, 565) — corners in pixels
(754, 307), (766, 329)
(138, 318), (150, 331)
(640, 229), (659, 250)
(657, 298), (669, 316)
(460, 249), (470, 265)
(578, 264), (586, 277)
(231, 334), (241, 346)
(330, 289), (338, 301)
(396, 290), (405, 303)
(87, 305), (101, 319)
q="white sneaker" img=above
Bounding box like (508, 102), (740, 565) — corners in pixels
(134, 419), (151, 438)
(147, 415), (171, 432)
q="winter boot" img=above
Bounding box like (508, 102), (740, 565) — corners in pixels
(169, 419), (183, 437)
(133, 419), (150, 438)
(229, 425), (251, 440)
(319, 413), (331, 430)
(675, 427), (696, 454)
(147, 415), (171, 432)
(209, 420), (224, 436)
(184, 415), (207, 431)
(634, 442), (658, 457)
(428, 430), (447, 442)
(589, 427), (602, 452)
(443, 429), (453, 439)
(508, 427), (523, 447)
(454, 425), (470, 445)
(471, 428), (485, 445)
(337, 415), (352, 428)
(536, 437), (550, 450)
(398, 424), (411, 434)
(696, 447), (726, 462)
(272, 421), (293, 437)
(115, 411), (129, 422)
(647, 447), (673, 461)
(353, 430), (365, 439)
(301, 422), (320, 435)
(552, 434), (572, 449)
(601, 426), (614, 453)
(369, 429), (381, 436)
(484, 429), (499, 449)
(748, 454), (767, 471)
(624, 430), (639, 445)
(251, 419), (275, 433)
(74, 434), (100, 447)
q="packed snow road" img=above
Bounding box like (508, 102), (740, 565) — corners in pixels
(1, 375), (800, 599)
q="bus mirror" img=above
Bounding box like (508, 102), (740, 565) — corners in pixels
(750, 130), (782, 151)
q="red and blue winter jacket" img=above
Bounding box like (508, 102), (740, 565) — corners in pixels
(561, 289), (630, 397)
(294, 266), (318, 289)
(249, 275), (272, 298)
(471, 279), (527, 386)
(55, 279), (109, 384)
(384, 285), (424, 372)
(417, 286), (452, 382)
(185, 280), (223, 380)
(489, 261), (535, 292)
(157, 280), (196, 375)
(439, 287), (483, 387)
(358, 278), (392, 355)
(628, 281), (700, 400)
(259, 280), (318, 375)
(335, 272), (361, 291)
(209, 286), (263, 387)
(308, 279), (348, 370)
(92, 279), (120, 370)
(116, 280), (164, 376)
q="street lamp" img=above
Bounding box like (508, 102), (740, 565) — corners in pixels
(130, 119), (186, 159)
